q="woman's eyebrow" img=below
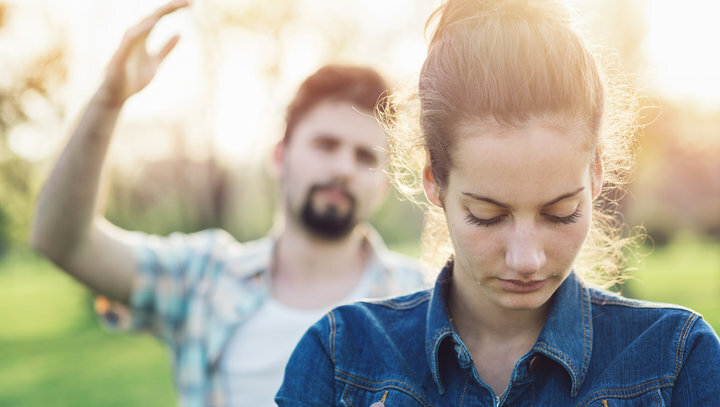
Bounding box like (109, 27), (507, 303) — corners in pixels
(461, 187), (586, 209)
(461, 193), (510, 209)
(540, 187), (585, 207)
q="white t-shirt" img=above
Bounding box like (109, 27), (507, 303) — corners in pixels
(219, 271), (373, 407)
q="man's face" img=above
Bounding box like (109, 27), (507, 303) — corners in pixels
(276, 100), (390, 240)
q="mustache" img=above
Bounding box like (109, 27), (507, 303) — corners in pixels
(308, 182), (355, 203)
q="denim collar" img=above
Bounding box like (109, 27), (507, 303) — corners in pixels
(425, 262), (593, 397)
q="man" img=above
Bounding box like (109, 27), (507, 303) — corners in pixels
(30, 1), (425, 406)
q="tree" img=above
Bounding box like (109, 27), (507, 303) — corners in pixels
(0, 1), (66, 255)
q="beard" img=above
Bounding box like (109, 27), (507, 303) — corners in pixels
(299, 183), (357, 239)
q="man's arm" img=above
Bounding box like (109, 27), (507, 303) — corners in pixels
(30, 0), (189, 303)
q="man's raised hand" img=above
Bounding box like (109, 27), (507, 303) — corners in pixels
(100, 0), (189, 107)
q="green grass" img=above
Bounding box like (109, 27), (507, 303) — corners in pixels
(0, 235), (718, 406)
(0, 250), (176, 407)
(624, 232), (720, 332)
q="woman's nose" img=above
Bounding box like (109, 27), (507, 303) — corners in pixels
(505, 223), (547, 274)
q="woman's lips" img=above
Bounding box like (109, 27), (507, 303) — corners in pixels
(498, 278), (548, 293)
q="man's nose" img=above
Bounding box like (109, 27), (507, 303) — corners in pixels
(328, 148), (355, 179)
(505, 221), (547, 275)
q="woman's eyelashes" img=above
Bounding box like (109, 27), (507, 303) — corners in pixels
(464, 208), (582, 227)
(544, 209), (582, 225)
(464, 213), (505, 227)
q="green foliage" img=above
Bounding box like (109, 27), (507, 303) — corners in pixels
(0, 205), (8, 256)
(625, 233), (720, 330)
(0, 156), (34, 255)
(0, 4), (66, 256)
(371, 189), (424, 251)
(105, 159), (246, 237)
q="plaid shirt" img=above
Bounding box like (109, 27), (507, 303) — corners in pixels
(102, 227), (426, 407)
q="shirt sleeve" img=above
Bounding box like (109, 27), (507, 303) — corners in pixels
(671, 315), (720, 403)
(98, 229), (225, 342)
(275, 312), (336, 406)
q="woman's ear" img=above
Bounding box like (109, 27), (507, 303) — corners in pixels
(591, 148), (604, 199)
(422, 157), (443, 207)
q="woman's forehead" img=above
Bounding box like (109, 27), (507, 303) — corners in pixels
(448, 121), (594, 198)
(453, 115), (591, 141)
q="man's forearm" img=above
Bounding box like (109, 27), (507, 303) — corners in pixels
(29, 0), (188, 301)
(30, 86), (123, 264)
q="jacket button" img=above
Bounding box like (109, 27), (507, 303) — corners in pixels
(369, 403), (384, 407)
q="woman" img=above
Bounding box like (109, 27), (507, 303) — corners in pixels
(276, 0), (720, 405)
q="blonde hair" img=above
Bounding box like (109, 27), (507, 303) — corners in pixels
(385, 0), (641, 288)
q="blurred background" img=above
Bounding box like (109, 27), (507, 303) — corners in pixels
(0, 0), (718, 405)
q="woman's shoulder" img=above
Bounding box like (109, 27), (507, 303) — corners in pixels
(579, 286), (720, 403)
(586, 287), (713, 347)
(313, 289), (433, 346)
(332, 288), (433, 323)
(588, 287), (698, 316)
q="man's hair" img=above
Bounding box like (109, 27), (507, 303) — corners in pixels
(283, 65), (392, 142)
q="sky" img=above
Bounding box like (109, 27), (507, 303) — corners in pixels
(3, 0), (720, 163)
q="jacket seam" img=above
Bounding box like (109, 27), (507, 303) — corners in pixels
(575, 377), (674, 407)
(579, 286), (589, 393)
(370, 292), (431, 310)
(652, 388), (662, 406)
(458, 374), (469, 407)
(534, 341), (578, 379)
(329, 311), (337, 365)
(589, 293), (694, 312)
(674, 312), (699, 377)
(335, 370), (433, 407)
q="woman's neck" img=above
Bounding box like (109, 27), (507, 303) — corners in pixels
(447, 275), (550, 397)
(448, 278), (549, 345)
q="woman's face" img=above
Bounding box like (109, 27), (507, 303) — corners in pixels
(423, 119), (602, 313)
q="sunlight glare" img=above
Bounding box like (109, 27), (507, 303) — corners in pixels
(644, 1), (720, 107)
(213, 35), (275, 162)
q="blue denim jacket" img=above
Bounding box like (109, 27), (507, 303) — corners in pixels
(277, 263), (720, 406)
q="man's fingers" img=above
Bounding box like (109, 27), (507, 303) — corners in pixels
(156, 34), (181, 62)
(113, 16), (158, 61)
(116, 0), (189, 58)
(152, 0), (190, 20)
(135, 15), (161, 42)
(110, 0), (189, 69)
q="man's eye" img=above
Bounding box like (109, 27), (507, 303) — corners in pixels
(315, 140), (336, 150)
(356, 149), (378, 166)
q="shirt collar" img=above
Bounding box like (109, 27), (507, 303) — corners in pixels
(533, 271), (593, 396)
(425, 262), (457, 395)
(425, 262), (593, 397)
(223, 224), (394, 283)
(361, 225), (413, 298)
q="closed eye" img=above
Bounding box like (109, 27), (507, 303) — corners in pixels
(465, 209), (582, 227)
(465, 212), (505, 227)
(544, 209), (582, 225)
